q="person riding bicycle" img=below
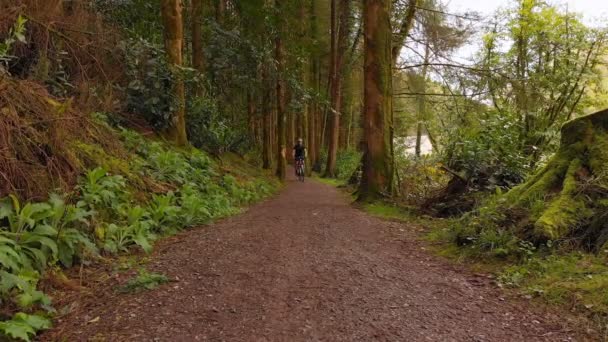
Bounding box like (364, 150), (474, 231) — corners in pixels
(293, 138), (306, 178)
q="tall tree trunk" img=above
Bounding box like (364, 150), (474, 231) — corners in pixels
(415, 43), (430, 157)
(324, 0), (339, 177)
(287, 109), (295, 163)
(247, 91), (257, 142)
(161, 0), (188, 146)
(192, 0), (204, 84)
(216, 0), (225, 24)
(325, 0), (351, 177)
(275, 0), (287, 180)
(262, 71), (272, 169)
(358, 0), (394, 201)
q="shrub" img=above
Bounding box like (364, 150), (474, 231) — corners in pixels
(120, 38), (174, 129)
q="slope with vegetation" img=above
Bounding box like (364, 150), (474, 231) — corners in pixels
(0, 1), (278, 340)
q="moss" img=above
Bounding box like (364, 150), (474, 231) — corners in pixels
(500, 110), (608, 242)
(74, 142), (145, 185)
(534, 159), (591, 239)
(364, 202), (413, 220)
(505, 253), (608, 317)
(588, 132), (608, 176)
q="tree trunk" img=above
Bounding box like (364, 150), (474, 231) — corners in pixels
(358, 0), (394, 201)
(287, 109), (295, 163)
(247, 91), (257, 142)
(275, 0), (287, 180)
(324, 0), (339, 177)
(216, 0), (225, 25)
(325, 0), (351, 178)
(262, 73), (272, 169)
(191, 0), (204, 80)
(161, 0), (188, 146)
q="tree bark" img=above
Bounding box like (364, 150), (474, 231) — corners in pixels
(358, 0), (394, 201)
(275, 0), (287, 180)
(216, 0), (225, 25)
(161, 0), (188, 146)
(192, 0), (204, 78)
(324, 0), (351, 177)
(262, 70), (272, 169)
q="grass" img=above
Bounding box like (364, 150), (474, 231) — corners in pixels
(313, 175), (345, 187)
(501, 253), (608, 311)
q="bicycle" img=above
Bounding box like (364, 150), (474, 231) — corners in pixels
(295, 158), (305, 182)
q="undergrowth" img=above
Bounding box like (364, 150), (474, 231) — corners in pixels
(0, 128), (278, 341)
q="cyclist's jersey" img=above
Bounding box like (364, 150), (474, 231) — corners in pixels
(293, 144), (306, 159)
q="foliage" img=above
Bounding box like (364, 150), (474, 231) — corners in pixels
(442, 111), (531, 190)
(334, 150), (362, 181)
(318, 149), (362, 181)
(187, 97), (250, 155)
(120, 38), (174, 130)
(395, 153), (450, 205)
(118, 269), (168, 293)
(94, 0), (163, 42)
(474, 0), (607, 160)
(0, 15), (27, 69)
(0, 313), (51, 342)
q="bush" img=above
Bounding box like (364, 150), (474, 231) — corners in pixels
(335, 150), (362, 181)
(120, 38), (174, 130)
(187, 96), (250, 155)
(442, 111), (531, 190)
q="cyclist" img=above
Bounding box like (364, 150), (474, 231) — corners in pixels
(293, 138), (306, 181)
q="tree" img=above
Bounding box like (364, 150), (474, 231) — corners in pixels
(325, 0), (353, 178)
(479, 0), (607, 163)
(191, 0), (204, 75)
(358, 0), (394, 200)
(161, 0), (188, 146)
(275, 0), (287, 181)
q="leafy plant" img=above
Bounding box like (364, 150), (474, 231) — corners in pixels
(0, 270), (50, 310)
(45, 194), (97, 267)
(0, 15), (27, 68)
(118, 269), (168, 293)
(0, 312), (51, 342)
(147, 192), (180, 233)
(77, 168), (126, 210)
(119, 38), (174, 129)
(177, 184), (212, 227)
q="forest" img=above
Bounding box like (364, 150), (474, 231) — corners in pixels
(1, 0), (608, 340)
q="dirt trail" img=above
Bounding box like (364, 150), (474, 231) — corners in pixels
(46, 173), (587, 341)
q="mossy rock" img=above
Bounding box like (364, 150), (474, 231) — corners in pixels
(504, 109), (608, 242)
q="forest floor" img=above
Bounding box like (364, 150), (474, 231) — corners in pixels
(43, 171), (595, 342)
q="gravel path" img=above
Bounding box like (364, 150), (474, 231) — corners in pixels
(44, 174), (587, 341)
